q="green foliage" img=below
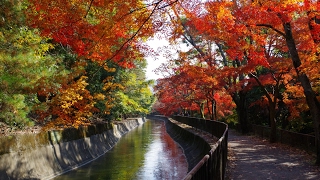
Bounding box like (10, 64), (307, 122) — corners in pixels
(85, 60), (155, 121)
(0, 31), (58, 127)
(85, 61), (119, 118)
(285, 112), (314, 134)
(221, 110), (238, 128)
(0, 94), (33, 128)
(0, 0), (156, 128)
(108, 60), (155, 120)
(0, 1), (62, 128)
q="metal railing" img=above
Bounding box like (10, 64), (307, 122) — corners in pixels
(172, 116), (228, 180)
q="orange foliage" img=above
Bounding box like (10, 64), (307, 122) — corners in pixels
(154, 64), (235, 119)
(26, 0), (156, 67)
(153, 0), (319, 125)
(43, 76), (98, 128)
(186, 0), (319, 119)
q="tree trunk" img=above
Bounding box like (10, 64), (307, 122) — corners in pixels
(199, 102), (205, 119)
(283, 22), (320, 164)
(234, 91), (249, 134)
(251, 72), (279, 143)
(212, 99), (217, 120)
(206, 99), (212, 119)
(269, 102), (277, 143)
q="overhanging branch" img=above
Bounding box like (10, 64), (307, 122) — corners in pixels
(256, 24), (286, 37)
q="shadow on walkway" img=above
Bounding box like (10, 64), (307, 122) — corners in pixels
(226, 129), (320, 180)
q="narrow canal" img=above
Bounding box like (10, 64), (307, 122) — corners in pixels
(53, 119), (188, 180)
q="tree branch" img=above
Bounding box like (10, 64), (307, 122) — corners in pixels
(250, 72), (273, 103)
(84, 0), (94, 18)
(256, 24), (286, 37)
(90, 0), (174, 78)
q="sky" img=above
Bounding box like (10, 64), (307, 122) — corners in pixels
(145, 36), (189, 81)
(145, 38), (169, 80)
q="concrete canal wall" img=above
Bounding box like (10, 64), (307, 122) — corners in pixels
(0, 116), (213, 179)
(0, 118), (145, 180)
(149, 115), (213, 172)
(165, 119), (213, 171)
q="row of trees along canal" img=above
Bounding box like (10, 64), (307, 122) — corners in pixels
(151, 1), (320, 164)
(1, 0), (320, 165)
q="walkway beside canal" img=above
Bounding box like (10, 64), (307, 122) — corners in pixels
(226, 129), (320, 180)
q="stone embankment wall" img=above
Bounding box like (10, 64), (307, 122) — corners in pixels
(0, 118), (145, 180)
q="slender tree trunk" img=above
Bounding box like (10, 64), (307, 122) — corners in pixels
(211, 99), (217, 120)
(199, 102), (205, 119)
(269, 102), (277, 143)
(251, 72), (280, 143)
(214, 101), (217, 120)
(239, 91), (249, 134)
(206, 99), (212, 119)
(283, 22), (320, 164)
(211, 100), (214, 120)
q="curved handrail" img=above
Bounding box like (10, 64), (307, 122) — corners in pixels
(171, 116), (228, 180)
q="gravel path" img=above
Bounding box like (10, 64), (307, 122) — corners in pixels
(226, 129), (320, 180)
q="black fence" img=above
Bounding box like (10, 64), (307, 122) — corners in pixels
(252, 124), (316, 153)
(172, 116), (228, 180)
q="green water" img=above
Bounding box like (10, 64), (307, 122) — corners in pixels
(53, 120), (188, 180)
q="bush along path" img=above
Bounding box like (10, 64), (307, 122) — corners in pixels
(226, 129), (320, 180)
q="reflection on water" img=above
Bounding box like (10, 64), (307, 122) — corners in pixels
(53, 120), (188, 180)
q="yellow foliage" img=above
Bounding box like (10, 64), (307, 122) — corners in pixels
(102, 77), (124, 91)
(45, 76), (98, 128)
(103, 64), (116, 72)
(94, 93), (106, 100)
(103, 96), (115, 115)
(217, 4), (233, 21)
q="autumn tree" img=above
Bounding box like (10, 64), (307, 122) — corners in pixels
(155, 2), (250, 132)
(153, 57), (235, 120)
(0, 0), (64, 128)
(185, 0), (320, 161)
(85, 61), (122, 118)
(154, 0), (320, 149)
(0, 0), (169, 129)
(26, 0), (180, 67)
(227, 0), (320, 164)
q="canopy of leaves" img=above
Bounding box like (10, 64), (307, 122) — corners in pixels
(0, 0), (63, 128)
(0, 0), (159, 129)
(152, 0), (320, 134)
(1, 0), (319, 135)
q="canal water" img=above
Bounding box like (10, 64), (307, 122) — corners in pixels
(53, 119), (188, 180)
